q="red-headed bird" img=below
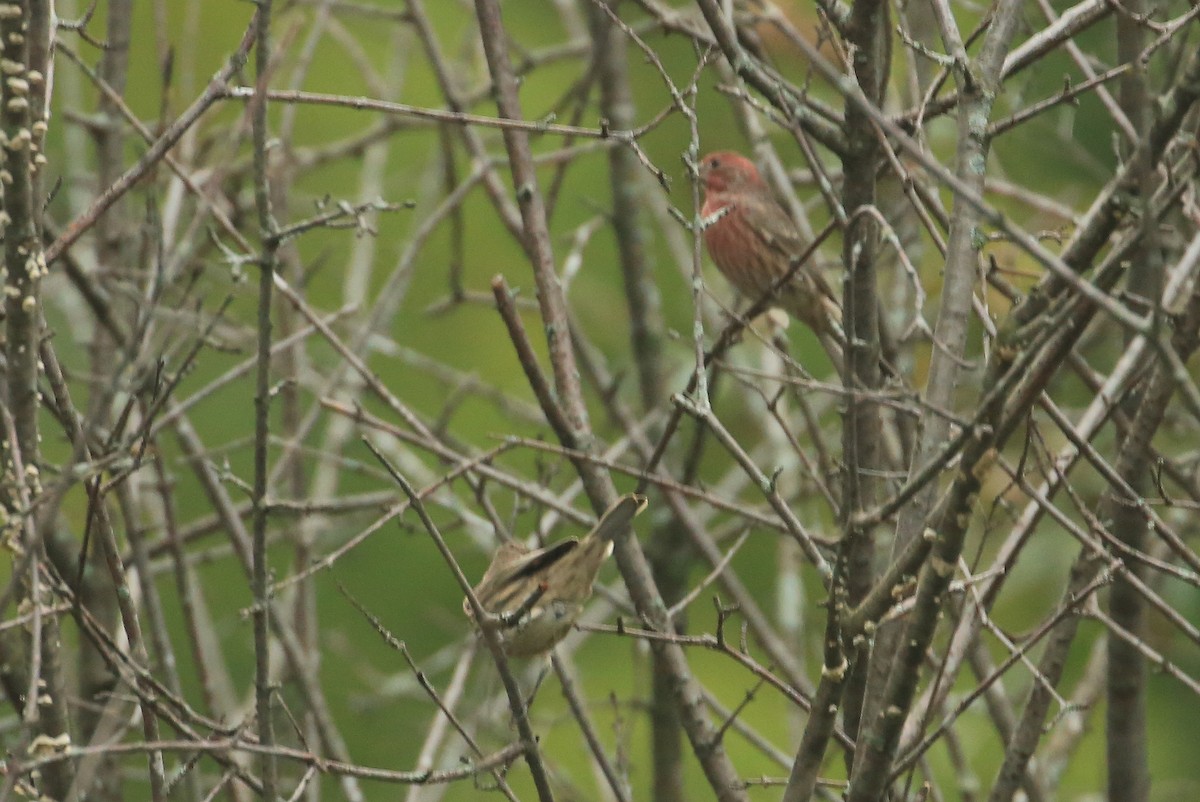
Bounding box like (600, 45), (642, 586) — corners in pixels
(699, 151), (843, 347)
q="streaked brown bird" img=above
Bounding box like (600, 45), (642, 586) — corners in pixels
(463, 494), (648, 657)
(699, 150), (843, 342)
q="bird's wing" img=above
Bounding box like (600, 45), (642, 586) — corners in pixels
(493, 538), (579, 585)
(467, 538), (580, 616)
(736, 193), (806, 260)
(738, 193), (841, 308)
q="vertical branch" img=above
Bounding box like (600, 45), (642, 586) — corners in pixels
(0, 1), (72, 799)
(582, 5), (680, 801)
(90, 0), (131, 333)
(780, 573), (848, 802)
(1107, 4), (1155, 798)
(855, 0), (979, 751)
(585, 2), (666, 411)
(779, 1), (893, 791)
(250, 1), (279, 798)
(3, 2), (42, 539)
(836, 0), (890, 747)
(78, 4), (132, 793)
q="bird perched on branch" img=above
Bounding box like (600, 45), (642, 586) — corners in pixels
(699, 150), (843, 347)
(463, 494), (647, 657)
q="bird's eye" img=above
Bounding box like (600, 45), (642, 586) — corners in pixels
(710, 158), (720, 169)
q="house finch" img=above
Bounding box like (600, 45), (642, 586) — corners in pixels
(463, 493), (648, 657)
(699, 151), (843, 341)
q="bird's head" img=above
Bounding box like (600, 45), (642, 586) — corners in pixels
(698, 151), (764, 194)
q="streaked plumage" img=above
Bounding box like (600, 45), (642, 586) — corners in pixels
(464, 494), (648, 657)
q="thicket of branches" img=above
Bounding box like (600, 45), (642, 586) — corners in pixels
(0, 0), (1197, 800)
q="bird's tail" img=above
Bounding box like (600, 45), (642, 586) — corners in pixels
(588, 493), (648, 544)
